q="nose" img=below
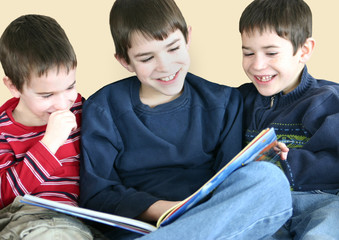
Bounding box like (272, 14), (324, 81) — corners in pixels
(156, 54), (171, 72)
(53, 93), (69, 110)
(252, 55), (267, 71)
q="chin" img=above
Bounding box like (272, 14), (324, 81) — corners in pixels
(41, 115), (51, 125)
(167, 86), (184, 96)
(257, 89), (275, 97)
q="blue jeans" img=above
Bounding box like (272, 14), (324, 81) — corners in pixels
(272, 190), (339, 240)
(105, 162), (292, 240)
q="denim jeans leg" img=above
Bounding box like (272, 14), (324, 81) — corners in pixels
(139, 162), (292, 240)
(288, 191), (339, 240)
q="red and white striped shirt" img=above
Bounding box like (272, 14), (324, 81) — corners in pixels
(0, 94), (82, 209)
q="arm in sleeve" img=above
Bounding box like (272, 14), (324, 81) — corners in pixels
(79, 100), (158, 218)
(0, 140), (64, 208)
(281, 92), (339, 191)
(213, 88), (243, 171)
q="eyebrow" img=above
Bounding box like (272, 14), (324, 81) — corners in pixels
(134, 38), (181, 58)
(36, 80), (76, 95)
(242, 45), (279, 50)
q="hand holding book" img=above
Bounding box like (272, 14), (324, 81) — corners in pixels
(274, 141), (289, 160)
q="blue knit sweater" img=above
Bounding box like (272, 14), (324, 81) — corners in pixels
(79, 73), (243, 219)
(239, 66), (339, 191)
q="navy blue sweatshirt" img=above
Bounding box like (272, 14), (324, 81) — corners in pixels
(239, 66), (339, 191)
(80, 73), (243, 219)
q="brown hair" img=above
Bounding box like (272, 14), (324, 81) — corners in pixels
(239, 0), (312, 55)
(109, 0), (188, 63)
(0, 14), (77, 91)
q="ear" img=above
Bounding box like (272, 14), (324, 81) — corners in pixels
(3, 76), (21, 98)
(186, 26), (192, 50)
(114, 54), (135, 73)
(299, 38), (315, 63)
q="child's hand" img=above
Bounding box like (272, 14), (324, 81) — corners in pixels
(41, 110), (77, 154)
(274, 142), (289, 160)
(137, 200), (181, 222)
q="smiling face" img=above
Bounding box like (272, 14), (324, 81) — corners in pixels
(241, 29), (306, 96)
(117, 28), (191, 107)
(7, 66), (77, 126)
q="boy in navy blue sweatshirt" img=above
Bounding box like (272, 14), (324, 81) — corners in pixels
(239, 0), (339, 239)
(80, 0), (292, 239)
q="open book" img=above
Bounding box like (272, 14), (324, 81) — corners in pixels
(21, 128), (278, 235)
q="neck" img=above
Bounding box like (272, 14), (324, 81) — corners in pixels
(12, 101), (45, 126)
(139, 85), (183, 108)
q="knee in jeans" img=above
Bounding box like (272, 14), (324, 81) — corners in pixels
(248, 162), (291, 203)
(251, 162), (288, 185)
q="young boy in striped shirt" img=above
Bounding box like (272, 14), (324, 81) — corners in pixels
(0, 14), (100, 239)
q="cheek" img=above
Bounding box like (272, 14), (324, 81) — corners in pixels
(68, 89), (78, 102)
(135, 65), (153, 79)
(178, 51), (190, 64)
(30, 101), (50, 114)
(242, 59), (250, 71)
(184, 54), (190, 66)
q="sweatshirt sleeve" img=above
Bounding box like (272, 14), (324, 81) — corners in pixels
(281, 89), (339, 191)
(213, 88), (243, 171)
(79, 99), (158, 218)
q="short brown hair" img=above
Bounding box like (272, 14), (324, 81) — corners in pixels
(109, 0), (188, 64)
(239, 0), (312, 55)
(0, 14), (77, 91)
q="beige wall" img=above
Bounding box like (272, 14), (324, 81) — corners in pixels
(0, 1), (338, 105)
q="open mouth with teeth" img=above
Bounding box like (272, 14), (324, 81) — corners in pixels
(157, 70), (180, 83)
(255, 75), (276, 83)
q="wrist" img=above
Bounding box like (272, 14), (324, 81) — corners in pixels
(40, 137), (59, 154)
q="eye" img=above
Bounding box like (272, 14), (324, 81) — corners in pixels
(67, 84), (75, 90)
(267, 52), (278, 56)
(140, 56), (154, 63)
(169, 46), (180, 52)
(243, 52), (254, 57)
(42, 94), (53, 99)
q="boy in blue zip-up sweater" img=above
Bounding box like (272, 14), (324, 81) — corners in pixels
(238, 0), (339, 239)
(79, 0), (292, 239)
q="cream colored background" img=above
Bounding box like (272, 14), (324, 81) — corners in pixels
(0, 1), (338, 105)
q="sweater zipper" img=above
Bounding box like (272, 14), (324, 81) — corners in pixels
(270, 96), (275, 108)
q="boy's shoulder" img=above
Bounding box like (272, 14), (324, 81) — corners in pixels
(0, 98), (18, 133)
(186, 72), (242, 103)
(307, 79), (339, 108)
(186, 72), (243, 110)
(315, 79), (339, 92)
(237, 83), (259, 105)
(86, 76), (137, 103)
(301, 67), (339, 99)
(83, 76), (140, 117)
(186, 72), (232, 89)
(237, 82), (256, 96)
(93, 76), (136, 93)
(0, 98), (19, 116)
